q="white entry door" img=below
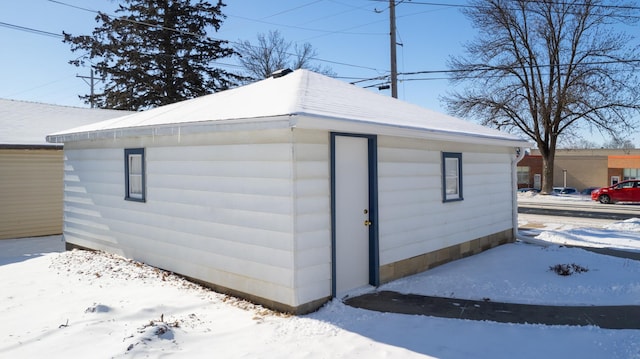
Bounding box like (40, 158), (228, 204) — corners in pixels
(334, 135), (371, 294)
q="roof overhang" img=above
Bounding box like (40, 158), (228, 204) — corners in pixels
(293, 114), (531, 148)
(0, 143), (62, 150)
(46, 112), (531, 149)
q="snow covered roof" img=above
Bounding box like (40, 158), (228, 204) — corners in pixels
(46, 70), (529, 147)
(1, 98), (133, 146)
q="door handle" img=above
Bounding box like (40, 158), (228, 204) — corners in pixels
(364, 220), (372, 226)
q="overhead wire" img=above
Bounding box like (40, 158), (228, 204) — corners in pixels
(0, 21), (63, 38)
(259, 0), (324, 19)
(47, 0), (386, 73)
(370, 0), (640, 12)
(351, 58), (640, 85)
(11, 1), (640, 88)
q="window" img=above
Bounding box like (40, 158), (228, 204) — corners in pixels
(517, 166), (530, 185)
(442, 152), (463, 202)
(125, 148), (145, 202)
(623, 168), (640, 181)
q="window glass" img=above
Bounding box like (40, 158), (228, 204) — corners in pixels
(621, 181), (635, 189)
(445, 158), (459, 195)
(516, 166), (530, 184)
(128, 154), (143, 198)
(623, 168), (639, 181)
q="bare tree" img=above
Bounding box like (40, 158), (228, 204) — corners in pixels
(560, 138), (600, 149)
(445, 0), (640, 194)
(235, 30), (334, 81)
(603, 138), (636, 149)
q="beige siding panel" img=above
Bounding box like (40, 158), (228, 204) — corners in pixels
(0, 149), (63, 239)
(377, 136), (514, 265)
(555, 156), (609, 188)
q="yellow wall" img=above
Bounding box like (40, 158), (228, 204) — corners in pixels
(0, 148), (63, 239)
(554, 155), (608, 189)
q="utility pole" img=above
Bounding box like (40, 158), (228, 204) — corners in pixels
(76, 69), (98, 108)
(389, 0), (398, 98)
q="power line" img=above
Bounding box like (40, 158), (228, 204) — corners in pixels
(0, 21), (63, 38)
(259, 0), (323, 19)
(350, 58), (640, 84)
(7, 3), (638, 79)
(226, 13), (383, 36)
(371, 0), (640, 12)
(369, 0), (640, 21)
(48, 0), (386, 73)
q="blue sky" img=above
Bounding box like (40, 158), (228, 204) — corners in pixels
(1, 0), (638, 145)
(0, 1), (470, 112)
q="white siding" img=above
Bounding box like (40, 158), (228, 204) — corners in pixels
(291, 130), (332, 304)
(377, 136), (514, 265)
(62, 129), (302, 307)
(61, 126), (517, 310)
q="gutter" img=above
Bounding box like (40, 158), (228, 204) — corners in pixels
(293, 115), (530, 148)
(46, 111), (530, 149)
(46, 117), (294, 144)
(0, 144), (62, 150)
(510, 146), (545, 245)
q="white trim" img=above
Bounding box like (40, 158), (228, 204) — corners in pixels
(47, 113), (530, 148)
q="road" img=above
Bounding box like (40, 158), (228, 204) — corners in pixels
(518, 196), (640, 230)
(517, 198), (640, 260)
(518, 198), (640, 220)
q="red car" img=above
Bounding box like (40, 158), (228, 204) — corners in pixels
(591, 180), (640, 204)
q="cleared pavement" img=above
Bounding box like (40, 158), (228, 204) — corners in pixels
(518, 197), (640, 220)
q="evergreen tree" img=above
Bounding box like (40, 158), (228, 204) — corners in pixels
(63, 0), (242, 110)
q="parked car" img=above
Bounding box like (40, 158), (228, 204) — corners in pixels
(591, 180), (640, 204)
(553, 187), (578, 195)
(580, 187), (600, 196)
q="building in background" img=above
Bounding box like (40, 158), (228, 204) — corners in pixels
(517, 148), (640, 191)
(0, 99), (131, 240)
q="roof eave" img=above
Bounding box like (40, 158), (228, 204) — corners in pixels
(293, 114), (531, 148)
(46, 116), (295, 144)
(46, 112), (531, 149)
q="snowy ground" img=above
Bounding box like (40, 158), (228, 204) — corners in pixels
(2, 194), (640, 358)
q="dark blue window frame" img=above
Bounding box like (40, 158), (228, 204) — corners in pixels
(124, 148), (146, 202)
(442, 152), (463, 202)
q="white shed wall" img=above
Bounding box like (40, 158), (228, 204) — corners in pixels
(60, 127), (516, 310)
(62, 129), (306, 307)
(290, 130), (332, 305)
(377, 136), (514, 265)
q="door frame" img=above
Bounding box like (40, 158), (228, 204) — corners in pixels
(330, 132), (379, 297)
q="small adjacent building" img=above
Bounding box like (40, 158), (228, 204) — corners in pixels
(47, 70), (529, 313)
(0, 99), (131, 239)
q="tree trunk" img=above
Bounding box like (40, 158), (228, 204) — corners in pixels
(540, 151), (555, 194)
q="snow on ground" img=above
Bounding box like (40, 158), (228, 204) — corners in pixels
(2, 194), (640, 358)
(532, 218), (640, 250)
(518, 191), (640, 249)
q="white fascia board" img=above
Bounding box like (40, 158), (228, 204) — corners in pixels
(46, 112), (532, 149)
(46, 116), (295, 143)
(292, 114), (532, 148)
